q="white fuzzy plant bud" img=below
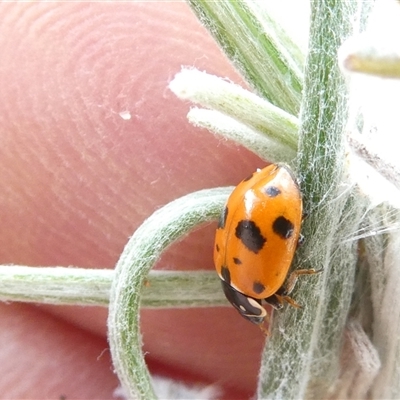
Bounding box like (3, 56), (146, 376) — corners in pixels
(339, 1), (400, 398)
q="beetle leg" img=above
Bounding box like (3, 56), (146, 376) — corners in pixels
(275, 293), (302, 308)
(284, 268), (320, 295)
(265, 292), (302, 309)
(264, 294), (284, 310)
(258, 316), (271, 336)
(272, 269), (321, 309)
(264, 269), (321, 310)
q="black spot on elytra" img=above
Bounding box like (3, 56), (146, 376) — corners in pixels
(215, 244), (220, 252)
(221, 266), (231, 284)
(218, 206), (228, 229)
(235, 220), (266, 253)
(273, 216), (294, 239)
(233, 257), (242, 265)
(253, 281), (266, 295)
(264, 185), (281, 197)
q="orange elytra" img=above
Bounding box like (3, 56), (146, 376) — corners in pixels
(214, 163), (317, 327)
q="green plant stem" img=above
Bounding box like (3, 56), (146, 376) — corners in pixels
(258, 1), (366, 399)
(170, 68), (299, 150)
(187, 0), (303, 114)
(0, 266), (112, 305)
(187, 108), (297, 164)
(0, 266), (224, 307)
(107, 187), (230, 400)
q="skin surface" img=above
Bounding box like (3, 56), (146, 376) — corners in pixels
(0, 3), (267, 399)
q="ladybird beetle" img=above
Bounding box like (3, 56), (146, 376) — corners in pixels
(214, 163), (317, 327)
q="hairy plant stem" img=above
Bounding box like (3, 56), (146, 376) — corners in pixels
(258, 1), (367, 398)
(169, 69), (299, 150)
(107, 187), (231, 400)
(0, 266), (224, 307)
(187, 0), (303, 115)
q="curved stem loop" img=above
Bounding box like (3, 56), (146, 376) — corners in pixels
(107, 187), (231, 399)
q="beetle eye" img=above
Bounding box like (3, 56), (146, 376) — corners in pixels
(221, 280), (267, 325)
